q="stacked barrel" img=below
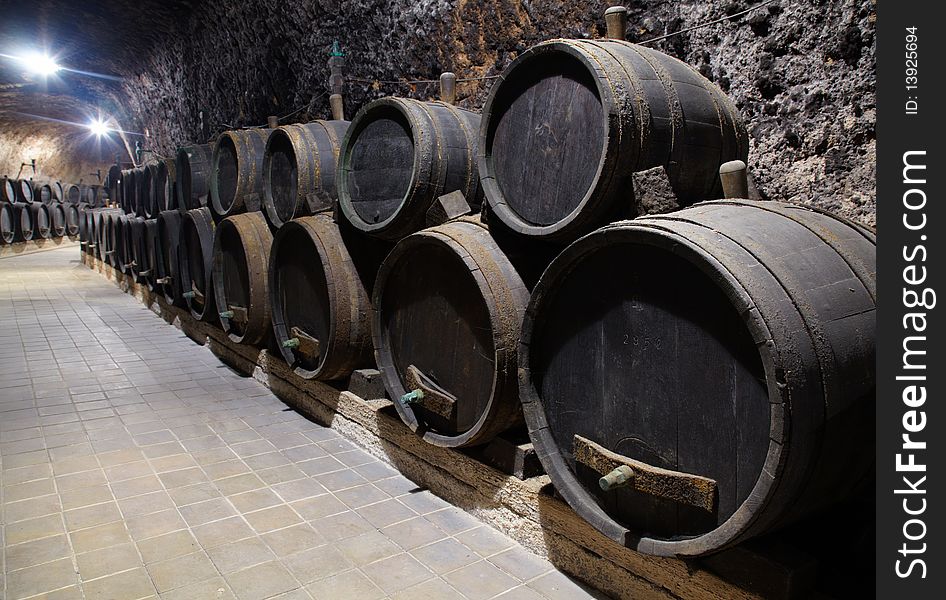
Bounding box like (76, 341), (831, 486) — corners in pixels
(75, 8), (875, 561)
(1, 175), (93, 244)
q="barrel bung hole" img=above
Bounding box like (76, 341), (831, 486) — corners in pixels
(532, 242), (770, 537)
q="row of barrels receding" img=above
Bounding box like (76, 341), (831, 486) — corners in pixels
(2, 177), (106, 208)
(83, 28), (874, 559)
(1, 201), (81, 244)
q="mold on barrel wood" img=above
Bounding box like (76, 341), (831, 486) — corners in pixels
(176, 144), (213, 212)
(262, 120), (349, 229)
(338, 97), (481, 241)
(212, 211), (273, 345)
(269, 213), (385, 380)
(210, 128), (273, 220)
(519, 200), (875, 556)
(179, 207), (217, 322)
(372, 217), (528, 447)
(479, 39), (748, 242)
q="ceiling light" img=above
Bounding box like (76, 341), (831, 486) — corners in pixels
(20, 52), (61, 76)
(88, 118), (110, 137)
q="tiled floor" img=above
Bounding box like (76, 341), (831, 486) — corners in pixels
(0, 247), (603, 600)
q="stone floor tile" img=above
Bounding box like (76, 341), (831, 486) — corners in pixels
(191, 516), (256, 548)
(82, 567), (157, 600)
(206, 536), (276, 573)
(388, 577), (466, 600)
(306, 569), (386, 600)
(442, 560), (520, 600)
(4, 534), (72, 571)
(225, 560), (298, 600)
(5, 556), (79, 598)
(260, 523), (326, 558)
(362, 553), (434, 595)
(70, 520), (131, 553)
(75, 542), (143, 580)
(146, 550), (220, 593)
(136, 529), (202, 564)
(410, 538), (479, 575)
(282, 545), (353, 585)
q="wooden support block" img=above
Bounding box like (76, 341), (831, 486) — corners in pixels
(464, 432), (545, 480)
(426, 190), (472, 227)
(700, 538), (819, 600)
(348, 369), (387, 400)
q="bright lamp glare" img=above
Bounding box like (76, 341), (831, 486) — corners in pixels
(20, 52), (61, 76)
(88, 119), (110, 137)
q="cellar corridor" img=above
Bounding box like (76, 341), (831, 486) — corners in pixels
(0, 246), (599, 600)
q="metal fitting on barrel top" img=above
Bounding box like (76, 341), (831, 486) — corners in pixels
(440, 72), (457, 105)
(605, 6), (628, 41)
(719, 160), (749, 198)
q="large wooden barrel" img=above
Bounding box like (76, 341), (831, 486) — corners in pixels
(107, 166), (121, 203)
(479, 39), (748, 241)
(262, 121), (349, 229)
(94, 209), (121, 260)
(11, 202), (33, 242)
(78, 204), (92, 251)
(126, 216), (149, 282)
(52, 181), (65, 204)
(1, 179), (16, 203)
(519, 200), (875, 557)
(158, 159), (177, 212)
(157, 210), (185, 306)
(30, 203), (51, 239)
(176, 144), (213, 212)
(141, 164), (160, 218)
(142, 218), (164, 292)
(104, 213), (123, 268)
(48, 203), (66, 237)
(64, 204), (80, 236)
(210, 129), (272, 219)
(269, 214), (385, 380)
(119, 171), (132, 213)
(0, 202), (14, 244)
(34, 182), (53, 205)
(212, 211), (273, 344)
(66, 184), (82, 206)
(373, 218), (528, 447)
(15, 179), (34, 204)
(180, 207), (216, 321)
(338, 98), (481, 241)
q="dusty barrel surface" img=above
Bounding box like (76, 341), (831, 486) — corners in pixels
(158, 210), (185, 306)
(11, 202), (34, 242)
(1, 202), (14, 243)
(479, 39), (748, 241)
(269, 214), (384, 380)
(180, 207), (217, 321)
(176, 144), (213, 212)
(49, 203), (66, 237)
(338, 98), (481, 241)
(520, 200), (876, 557)
(262, 120), (349, 229)
(212, 211), (273, 345)
(64, 204), (80, 236)
(30, 203), (52, 239)
(211, 128), (272, 219)
(373, 218), (528, 447)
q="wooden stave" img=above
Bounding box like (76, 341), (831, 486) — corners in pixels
(519, 199), (875, 556)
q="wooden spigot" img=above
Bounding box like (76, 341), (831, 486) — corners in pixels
(440, 72), (457, 105)
(605, 6), (628, 40)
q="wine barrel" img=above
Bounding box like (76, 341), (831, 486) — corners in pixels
(104, 212), (123, 268)
(66, 184), (81, 205)
(519, 200), (875, 557)
(157, 159), (177, 211)
(373, 218), (528, 447)
(94, 209), (121, 261)
(135, 167), (153, 217)
(143, 218), (164, 292)
(1, 178), (16, 203)
(120, 171), (133, 213)
(78, 204), (92, 250)
(180, 207), (216, 321)
(11, 202), (33, 242)
(479, 39), (748, 241)
(1, 202), (14, 244)
(52, 181), (65, 203)
(157, 210), (185, 306)
(269, 214), (383, 380)
(30, 203), (51, 239)
(338, 98), (481, 241)
(107, 166), (121, 203)
(49, 203), (66, 237)
(34, 182), (53, 205)
(176, 144), (213, 212)
(262, 120), (349, 229)
(210, 128), (272, 219)
(212, 211), (273, 344)
(15, 179), (34, 204)
(126, 216), (149, 282)
(64, 204), (80, 236)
